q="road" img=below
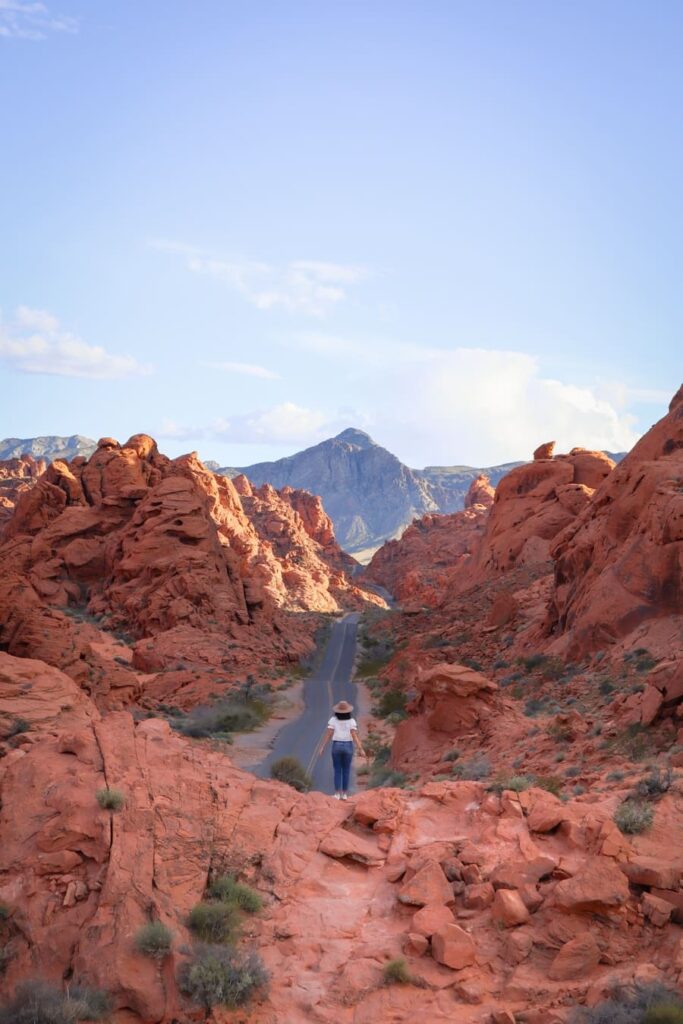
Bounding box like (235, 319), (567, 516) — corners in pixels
(255, 612), (361, 794)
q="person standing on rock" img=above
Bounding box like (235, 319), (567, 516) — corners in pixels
(318, 700), (367, 800)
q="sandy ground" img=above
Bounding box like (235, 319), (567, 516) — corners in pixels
(228, 680), (306, 769)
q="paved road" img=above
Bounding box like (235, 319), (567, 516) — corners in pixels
(255, 612), (361, 794)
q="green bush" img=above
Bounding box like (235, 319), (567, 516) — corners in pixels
(383, 958), (411, 985)
(451, 754), (491, 781)
(0, 903), (9, 920)
(488, 774), (534, 794)
(442, 748), (461, 762)
(367, 765), (408, 788)
(644, 1006), (683, 1024)
(534, 775), (564, 797)
(96, 788), (125, 811)
(178, 943), (268, 1009)
(633, 767), (673, 801)
(0, 981), (110, 1024)
(570, 981), (683, 1023)
(188, 902), (240, 944)
(270, 756), (311, 792)
(606, 769), (626, 782)
(134, 921), (172, 959)
(172, 698), (267, 740)
(375, 689), (408, 719)
(208, 876), (262, 914)
(614, 799), (654, 834)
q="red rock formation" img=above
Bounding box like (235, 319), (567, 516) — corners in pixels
(0, 435), (379, 708)
(546, 386), (683, 660)
(473, 447), (615, 577)
(2, 646), (683, 1022)
(0, 454), (46, 532)
(464, 474), (495, 509)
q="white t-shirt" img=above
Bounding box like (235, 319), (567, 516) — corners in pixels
(328, 716), (357, 742)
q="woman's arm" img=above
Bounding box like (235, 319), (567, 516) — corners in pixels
(319, 727), (334, 753)
(350, 729), (367, 758)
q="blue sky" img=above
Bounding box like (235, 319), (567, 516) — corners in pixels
(0, 0), (679, 468)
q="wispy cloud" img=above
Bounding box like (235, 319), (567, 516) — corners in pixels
(201, 360), (280, 380)
(0, 306), (151, 379)
(159, 402), (340, 448)
(0, 1), (78, 39)
(150, 239), (368, 317)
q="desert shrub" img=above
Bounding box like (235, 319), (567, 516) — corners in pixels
(462, 658), (483, 672)
(383, 958), (411, 985)
(96, 788), (125, 811)
(452, 755), (491, 781)
(374, 689), (407, 719)
(599, 679), (615, 695)
(188, 902), (240, 944)
(208, 876), (262, 914)
(565, 766), (581, 779)
(518, 653), (547, 671)
(607, 723), (651, 762)
(633, 767), (673, 801)
(270, 756), (311, 792)
(173, 698), (267, 739)
(0, 980), (110, 1023)
(606, 769), (626, 782)
(554, 752), (566, 763)
(134, 921), (172, 958)
(368, 765), (408, 788)
(442, 748), (461, 762)
(570, 981), (683, 1023)
(534, 775), (563, 797)
(0, 904), (9, 920)
(178, 943), (268, 1009)
(493, 659), (509, 670)
(614, 799), (654, 835)
(572, 784), (587, 796)
(524, 697), (548, 717)
(488, 774), (534, 794)
(2, 717), (30, 740)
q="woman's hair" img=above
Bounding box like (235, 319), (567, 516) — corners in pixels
(334, 711), (352, 720)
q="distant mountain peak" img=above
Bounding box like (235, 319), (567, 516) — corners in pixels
(334, 428), (375, 448)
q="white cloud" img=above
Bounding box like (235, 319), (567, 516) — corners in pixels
(0, 306), (151, 379)
(159, 403), (334, 447)
(0, 0), (78, 39)
(367, 348), (641, 465)
(202, 360), (280, 380)
(150, 240), (368, 317)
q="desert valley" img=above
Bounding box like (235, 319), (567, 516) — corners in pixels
(0, 385), (681, 1023)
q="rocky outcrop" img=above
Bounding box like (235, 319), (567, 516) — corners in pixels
(545, 386), (683, 660)
(0, 455), (46, 532)
(2, 648), (682, 1023)
(473, 448), (615, 577)
(0, 434), (96, 462)
(227, 429), (521, 558)
(0, 435), (379, 708)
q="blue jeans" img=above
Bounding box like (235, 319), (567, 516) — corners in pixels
(332, 741), (354, 792)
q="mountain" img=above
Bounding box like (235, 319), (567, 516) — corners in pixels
(0, 434), (96, 461)
(219, 428), (524, 558)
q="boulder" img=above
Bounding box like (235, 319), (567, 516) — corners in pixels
(492, 889), (530, 927)
(431, 923), (476, 970)
(319, 828), (385, 866)
(642, 893), (674, 927)
(411, 903), (455, 937)
(548, 934), (601, 980)
(397, 860), (454, 907)
(553, 859), (630, 913)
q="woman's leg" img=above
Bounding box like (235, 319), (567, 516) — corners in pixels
(341, 743), (353, 794)
(331, 743), (342, 794)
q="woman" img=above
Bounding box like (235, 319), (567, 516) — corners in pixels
(319, 699), (367, 800)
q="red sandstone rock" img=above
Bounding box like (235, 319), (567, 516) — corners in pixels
(642, 892), (674, 927)
(534, 441), (556, 460)
(492, 889), (531, 927)
(431, 922), (476, 969)
(411, 903), (455, 937)
(464, 474), (495, 509)
(0, 455), (46, 533)
(546, 386), (683, 659)
(397, 860), (454, 907)
(319, 827), (385, 866)
(548, 933), (601, 980)
(553, 859), (630, 913)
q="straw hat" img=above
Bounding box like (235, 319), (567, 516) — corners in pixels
(332, 700), (354, 714)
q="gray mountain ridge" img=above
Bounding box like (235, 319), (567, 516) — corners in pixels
(218, 428), (525, 558)
(1, 431), (626, 560)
